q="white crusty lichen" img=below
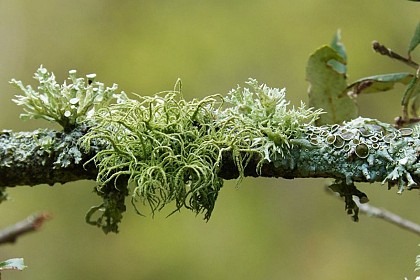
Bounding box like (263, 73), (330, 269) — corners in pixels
(11, 66), (119, 131)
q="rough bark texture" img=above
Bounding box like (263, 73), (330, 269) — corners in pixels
(0, 126), (97, 187)
(1, 120), (419, 192)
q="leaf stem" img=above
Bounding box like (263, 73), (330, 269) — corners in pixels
(372, 41), (419, 69)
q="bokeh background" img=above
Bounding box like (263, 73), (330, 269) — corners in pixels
(0, 1), (419, 279)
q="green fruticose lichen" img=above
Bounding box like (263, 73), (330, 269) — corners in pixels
(222, 79), (323, 163)
(80, 78), (322, 223)
(11, 66), (119, 131)
(10, 67), (322, 232)
(10, 67), (420, 231)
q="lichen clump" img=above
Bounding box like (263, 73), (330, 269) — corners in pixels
(11, 68), (323, 230)
(303, 117), (420, 194)
(222, 79), (323, 162)
(82, 89), (226, 219)
(11, 66), (119, 131)
(80, 79), (322, 220)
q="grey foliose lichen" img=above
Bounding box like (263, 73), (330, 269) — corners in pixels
(297, 117), (420, 193)
(277, 117), (420, 222)
(0, 128), (89, 188)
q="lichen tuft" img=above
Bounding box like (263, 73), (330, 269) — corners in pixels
(81, 87), (225, 220)
(10, 67), (325, 227)
(81, 78), (323, 221)
(220, 78), (323, 162)
(11, 66), (119, 131)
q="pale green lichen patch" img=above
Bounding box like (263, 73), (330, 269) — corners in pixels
(221, 79), (323, 162)
(300, 118), (420, 221)
(11, 66), (119, 131)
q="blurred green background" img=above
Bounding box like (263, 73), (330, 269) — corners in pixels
(0, 1), (419, 279)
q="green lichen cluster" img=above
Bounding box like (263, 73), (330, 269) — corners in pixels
(81, 78), (322, 223)
(11, 67), (323, 232)
(11, 66), (119, 131)
(81, 88), (225, 220)
(222, 79), (323, 162)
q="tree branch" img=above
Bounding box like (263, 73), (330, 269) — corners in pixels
(357, 200), (420, 236)
(0, 126), (98, 187)
(372, 41), (419, 69)
(327, 189), (420, 236)
(0, 213), (51, 245)
(1, 119), (419, 190)
(4, 69), (420, 232)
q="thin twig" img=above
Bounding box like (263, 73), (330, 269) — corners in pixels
(355, 200), (420, 236)
(0, 213), (51, 245)
(328, 187), (420, 236)
(372, 41), (419, 69)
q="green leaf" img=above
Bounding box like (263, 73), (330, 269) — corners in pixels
(306, 45), (357, 125)
(402, 74), (420, 119)
(347, 73), (413, 95)
(329, 30), (347, 74)
(0, 258), (26, 271)
(408, 22), (420, 57)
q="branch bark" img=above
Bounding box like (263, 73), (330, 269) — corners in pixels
(1, 117), (420, 233)
(357, 201), (420, 236)
(1, 120), (419, 191)
(0, 126), (97, 187)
